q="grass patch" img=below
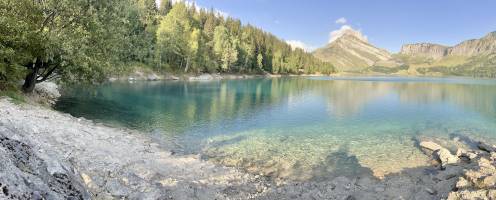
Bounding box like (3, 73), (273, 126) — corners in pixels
(0, 89), (25, 104)
(367, 65), (409, 74)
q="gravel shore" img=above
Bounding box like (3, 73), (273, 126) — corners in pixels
(0, 98), (268, 199)
(1, 97), (495, 199)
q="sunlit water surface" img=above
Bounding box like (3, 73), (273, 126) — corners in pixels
(55, 77), (496, 181)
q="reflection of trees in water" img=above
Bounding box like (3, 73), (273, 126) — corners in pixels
(58, 78), (496, 135)
(57, 78), (496, 182)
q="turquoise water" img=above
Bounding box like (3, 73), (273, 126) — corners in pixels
(55, 77), (496, 181)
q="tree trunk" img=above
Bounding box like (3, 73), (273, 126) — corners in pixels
(22, 58), (41, 93)
(184, 58), (189, 73)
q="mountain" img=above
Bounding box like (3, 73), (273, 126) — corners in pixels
(400, 43), (449, 59)
(313, 29), (394, 72)
(396, 32), (496, 77)
(400, 32), (496, 58)
(312, 30), (496, 77)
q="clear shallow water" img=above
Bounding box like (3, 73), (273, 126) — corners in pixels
(55, 77), (496, 181)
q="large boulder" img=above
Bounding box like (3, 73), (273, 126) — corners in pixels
(420, 141), (459, 167)
(146, 73), (161, 81)
(420, 141), (444, 151)
(33, 82), (61, 105)
(0, 132), (90, 199)
(435, 148), (460, 167)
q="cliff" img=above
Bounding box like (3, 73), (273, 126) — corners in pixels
(400, 43), (449, 59)
(400, 32), (496, 59)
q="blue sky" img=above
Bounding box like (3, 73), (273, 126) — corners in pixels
(163, 0), (496, 52)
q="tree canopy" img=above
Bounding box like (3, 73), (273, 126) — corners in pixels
(0, 0), (334, 93)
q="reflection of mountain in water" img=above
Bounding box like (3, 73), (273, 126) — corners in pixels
(395, 83), (496, 119)
(57, 78), (496, 135)
(55, 77), (496, 182)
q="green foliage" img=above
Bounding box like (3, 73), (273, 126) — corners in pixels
(367, 65), (409, 74)
(154, 1), (334, 74)
(416, 54), (496, 78)
(0, 0), (334, 93)
(0, 89), (25, 104)
(257, 53), (264, 70)
(0, 0), (144, 92)
(213, 25), (238, 71)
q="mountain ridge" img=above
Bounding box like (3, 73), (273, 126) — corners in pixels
(313, 30), (393, 72)
(313, 30), (496, 77)
(400, 32), (496, 59)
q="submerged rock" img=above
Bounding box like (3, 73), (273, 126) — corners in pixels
(478, 141), (496, 153)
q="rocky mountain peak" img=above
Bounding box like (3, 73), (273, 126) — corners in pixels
(400, 31), (496, 59)
(329, 25), (368, 44)
(314, 27), (392, 72)
(400, 43), (449, 59)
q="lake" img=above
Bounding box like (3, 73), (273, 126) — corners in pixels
(55, 77), (496, 181)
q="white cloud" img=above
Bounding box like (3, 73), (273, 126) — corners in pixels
(335, 17), (347, 24)
(329, 25), (368, 43)
(286, 40), (314, 52)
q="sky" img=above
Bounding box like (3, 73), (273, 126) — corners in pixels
(159, 0), (496, 53)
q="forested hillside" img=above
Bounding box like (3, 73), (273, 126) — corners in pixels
(0, 0), (334, 93)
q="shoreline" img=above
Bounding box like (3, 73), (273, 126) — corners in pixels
(109, 69), (334, 82)
(1, 98), (496, 199)
(109, 69), (496, 83)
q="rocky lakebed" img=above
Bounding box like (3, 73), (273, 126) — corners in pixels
(1, 95), (496, 199)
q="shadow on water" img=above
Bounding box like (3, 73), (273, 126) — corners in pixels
(307, 144), (375, 182)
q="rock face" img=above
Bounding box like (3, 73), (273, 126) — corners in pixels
(32, 82), (61, 105)
(449, 32), (496, 57)
(313, 30), (393, 72)
(400, 31), (496, 59)
(400, 43), (449, 59)
(0, 133), (89, 199)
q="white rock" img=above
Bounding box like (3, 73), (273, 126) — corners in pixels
(189, 74), (214, 81)
(420, 141), (444, 151)
(146, 73), (160, 81)
(33, 82), (61, 105)
(435, 148), (459, 167)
